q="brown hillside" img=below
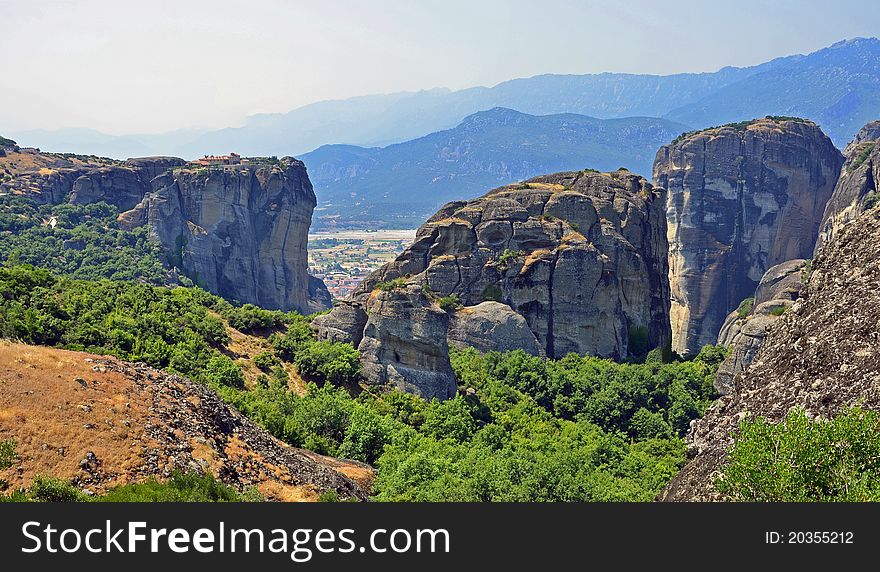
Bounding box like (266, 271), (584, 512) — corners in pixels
(0, 342), (371, 501)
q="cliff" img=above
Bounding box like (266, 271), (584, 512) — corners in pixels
(0, 342), (369, 501)
(315, 169), (671, 399)
(654, 117), (843, 355)
(661, 204), (880, 501)
(120, 158), (330, 313)
(814, 120), (880, 252)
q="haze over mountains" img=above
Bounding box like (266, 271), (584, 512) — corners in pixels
(8, 38), (880, 229)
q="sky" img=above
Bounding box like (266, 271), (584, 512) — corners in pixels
(1, 0), (879, 135)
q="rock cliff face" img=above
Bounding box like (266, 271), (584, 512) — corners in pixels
(122, 158), (330, 314)
(661, 205), (880, 501)
(315, 169), (672, 398)
(714, 259), (807, 395)
(815, 120), (880, 253)
(654, 117), (843, 356)
(358, 284), (457, 401)
(1, 150), (183, 209)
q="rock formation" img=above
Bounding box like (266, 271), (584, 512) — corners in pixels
(357, 284), (457, 401)
(119, 158), (330, 314)
(315, 169), (672, 398)
(661, 205), (880, 501)
(447, 301), (544, 356)
(815, 120), (880, 253)
(654, 117), (843, 356)
(1, 147), (328, 314)
(714, 259), (807, 395)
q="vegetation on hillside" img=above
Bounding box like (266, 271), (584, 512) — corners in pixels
(717, 407), (880, 502)
(1, 471), (261, 502)
(0, 196), (175, 284)
(0, 264), (723, 501)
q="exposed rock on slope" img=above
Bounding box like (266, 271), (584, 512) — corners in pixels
(661, 206), (880, 501)
(0, 343), (370, 501)
(120, 158), (330, 313)
(0, 147), (184, 210)
(315, 170), (671, 397)
(447, 301), (544, 356)
(714, 259), (807, 395)
(654, 117), (843, 355)
(815, 120), (880, 252)
(357, 284), (457, 401)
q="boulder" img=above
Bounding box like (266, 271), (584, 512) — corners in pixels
(447, 301), (544, 356)
(357, 284), (456, 401)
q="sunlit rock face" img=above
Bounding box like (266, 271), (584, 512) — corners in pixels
(654, 117), (843, 355)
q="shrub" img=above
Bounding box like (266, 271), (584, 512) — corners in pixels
(293, 341), (360, 386)
(28, 477), (88, 502)
(717, 407), (880, 501)
(99, 472), (261, 502)
(253, 351), (280, 372)
(627, 324), (650, 359)
(481, 284), (503, 302)
(736, 297), (754, 319)
(0, 439), (15, 470)
(852, 142), (877, 170)
(863, 191), (880, 211)
(438, 294), (460, 312)
(222, 303), (289, 333)
(375, 278), (408, 292)
(769, 306), (786, 316)
(205, 354), (245, 388)
(498, 249), (523, 266)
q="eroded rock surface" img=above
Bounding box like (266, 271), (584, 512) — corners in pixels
(661, 206), (880, 501)
(316, 169), (672, 398)
(124, 158), (330, 313)
(654, 117), (843, 355)
(447, 301), (544, 356)
(815, 120), (880, 253)
(715, 259), (807, 395)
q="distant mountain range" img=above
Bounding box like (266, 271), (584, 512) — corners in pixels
(12, 37), (880, 161)
(301, 108), (687, 229)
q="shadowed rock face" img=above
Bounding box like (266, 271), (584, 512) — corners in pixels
(314, 169), (671, 398)
(654, 117), (843, 356)
(122, 158), (330, 314)
(661, 205), (880, 501)
(815, 120), (880, 253)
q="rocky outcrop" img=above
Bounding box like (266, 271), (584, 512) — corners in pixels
(2, 152), (182, 209)
(815, 120), (880, 253)
(315, 169), (672, 398)
(123, 158), (330, 314)
(661, 205), (880, 501)
(357, 284), (457, 401)
(654, 117), (843, 356)
(447, 301), (544, 356)
(714, 259), (807, 394)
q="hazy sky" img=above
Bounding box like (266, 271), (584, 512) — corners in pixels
(2, 0), (878, 134)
